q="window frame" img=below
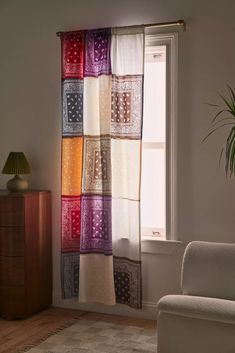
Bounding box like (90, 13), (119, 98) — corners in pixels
(141, 31), (178, 242)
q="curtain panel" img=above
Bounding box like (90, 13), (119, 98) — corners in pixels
(61, 26), (144, 309)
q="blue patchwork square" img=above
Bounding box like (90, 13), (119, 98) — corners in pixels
(62, 79), (83, 136)
(61, 252), (80, 298)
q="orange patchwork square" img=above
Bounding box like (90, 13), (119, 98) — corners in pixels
(62, 137), (83, 195)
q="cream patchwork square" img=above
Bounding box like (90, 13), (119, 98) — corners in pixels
(111, 139), (141, 200)
(83, 76), (111, 135)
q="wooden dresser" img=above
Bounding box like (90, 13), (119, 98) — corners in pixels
(0, 190), (52, 319)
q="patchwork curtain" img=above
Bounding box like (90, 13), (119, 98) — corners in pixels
(61, 26), (144, 309)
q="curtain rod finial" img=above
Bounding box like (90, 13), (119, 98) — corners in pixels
(178, 20), (186, 31)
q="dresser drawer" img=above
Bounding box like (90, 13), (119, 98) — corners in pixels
(0, 256), (25, 286)
(0, 285), (26, 318)
(0, 197), (24, 226)
(0, 190), (51, 318)
(0, 227), (24, 256)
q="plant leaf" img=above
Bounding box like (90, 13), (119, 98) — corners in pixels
(202, 122), (235, 143)
(205, 102), (220, 107)
(219, 93), (234, 113)
(225, 127), (235, 176)
(230, 133), (235, 176)
(211, 117), (235, 128)
(219, 146), (224, 167)
(211, 110), (234, 124)
(204, 86), (235, 176)
(227, 84), (235, 102)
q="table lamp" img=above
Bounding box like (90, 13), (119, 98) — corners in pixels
(2, 152), (31, 191)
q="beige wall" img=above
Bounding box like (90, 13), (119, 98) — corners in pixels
(0, 0), (235, 319)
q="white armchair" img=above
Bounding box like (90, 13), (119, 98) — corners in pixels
(157, 241), (235, 353)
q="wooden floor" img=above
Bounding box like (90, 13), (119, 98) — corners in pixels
(0, 307), (156, 353)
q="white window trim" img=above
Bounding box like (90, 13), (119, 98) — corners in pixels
(142, 32), (178, 242)
(142, 142), (165, 149)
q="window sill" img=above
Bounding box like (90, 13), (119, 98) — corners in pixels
(141, 237), (182, 254)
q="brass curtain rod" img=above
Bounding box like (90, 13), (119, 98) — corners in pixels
(56, 19), (186, 37)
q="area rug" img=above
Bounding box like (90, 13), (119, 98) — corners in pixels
(0, 308), (86, 353)
(24, 318), (157, 353)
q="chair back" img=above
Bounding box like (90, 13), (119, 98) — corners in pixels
(181, 241), (235, 300)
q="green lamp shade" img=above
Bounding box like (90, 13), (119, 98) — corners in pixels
(2, 152), (31, 192)
(2, 152), (31, 175)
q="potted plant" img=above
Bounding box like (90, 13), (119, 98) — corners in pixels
(203, 85), (235, 177)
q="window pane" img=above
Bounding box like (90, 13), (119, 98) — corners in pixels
(141, 149), (165, 230)
(143, 46), (166, 143)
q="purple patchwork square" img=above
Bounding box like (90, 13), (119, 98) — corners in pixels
(80, 195), (112, 255)
(91, 210), (109, 239)
(84, 28), (112, 77)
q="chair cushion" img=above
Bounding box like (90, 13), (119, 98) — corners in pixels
(158, 295), (235, 325)
(181, 241), (235, 300)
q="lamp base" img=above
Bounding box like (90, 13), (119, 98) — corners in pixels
(7, 175), (29, 192)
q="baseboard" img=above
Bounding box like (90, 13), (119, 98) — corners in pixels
(53, 292), (157, 320)
(142, 300), (157, 310)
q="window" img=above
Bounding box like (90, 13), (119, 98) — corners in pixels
(141, 32), (178, 240)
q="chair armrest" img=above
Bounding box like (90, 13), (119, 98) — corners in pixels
(158, 295), (235, 325)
